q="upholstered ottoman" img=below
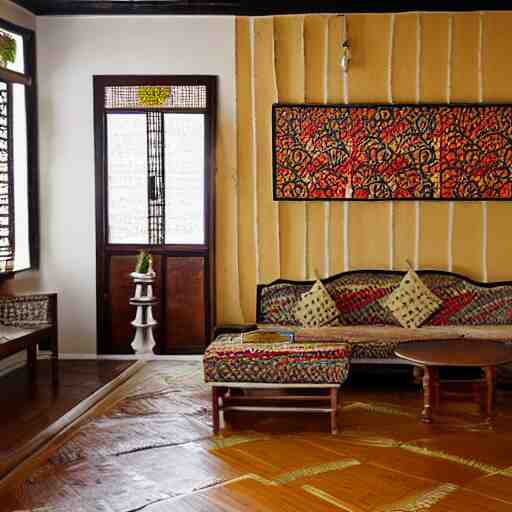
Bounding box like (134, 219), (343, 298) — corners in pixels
(203, 335), (351, 434)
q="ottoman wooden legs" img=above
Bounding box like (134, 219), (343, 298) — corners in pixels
(212, 386), (220, 435)
(210, 383), (341, 435)
(330, 387), (339, 435)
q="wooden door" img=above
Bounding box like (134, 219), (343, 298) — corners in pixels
(94, 76), (216, 354)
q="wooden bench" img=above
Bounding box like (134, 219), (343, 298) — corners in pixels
(0, 293), (58, 385)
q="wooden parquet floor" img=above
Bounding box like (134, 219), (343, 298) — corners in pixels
(1, 360), (512, 511)
(0, 359), (135, 480)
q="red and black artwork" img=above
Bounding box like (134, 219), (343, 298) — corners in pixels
(272, 104), (512, 200)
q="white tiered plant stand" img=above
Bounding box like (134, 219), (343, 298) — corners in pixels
(130, 272), (158, 356)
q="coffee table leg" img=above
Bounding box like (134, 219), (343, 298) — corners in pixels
(433, 367), (441, 409)
(484, 366), (496, 420)
(421, 366), (434, 423)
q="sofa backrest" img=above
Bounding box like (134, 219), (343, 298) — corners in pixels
(256, 270), (512, 326)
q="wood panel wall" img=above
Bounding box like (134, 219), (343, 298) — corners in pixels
(215, 11), (512, 324)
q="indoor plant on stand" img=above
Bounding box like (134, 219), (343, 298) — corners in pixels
(130, 251), (159, 356)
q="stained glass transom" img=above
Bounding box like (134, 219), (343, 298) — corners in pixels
(105, 85), (207, 110)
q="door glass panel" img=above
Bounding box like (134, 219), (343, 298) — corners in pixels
(164, 113), (205, 244)
(107, 114), (148, 244)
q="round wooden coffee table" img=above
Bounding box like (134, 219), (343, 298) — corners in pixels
(395, 339), (512, 423)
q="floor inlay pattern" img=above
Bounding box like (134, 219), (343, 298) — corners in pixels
(2, 360), (512, 511)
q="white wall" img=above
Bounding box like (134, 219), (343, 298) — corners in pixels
(37, 15), (236, 354)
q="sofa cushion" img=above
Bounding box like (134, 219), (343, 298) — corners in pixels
(253, 324), (512, 359)
(258, 282), (310, 326)
(328, 274), (401, 326)
(204, 336), (351, 384)
(293, 280), (339, 327)
(384, 269), (442, 328)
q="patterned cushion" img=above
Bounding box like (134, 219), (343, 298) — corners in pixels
(0, 294), (53, 328)
(293, 280), (339, 328)
(257, 271), (512, 327)
(258, 274), (402, 326)
(384, 270), (442, 328)
(203, 336), (351, 384)
(329, 275), (401, 326)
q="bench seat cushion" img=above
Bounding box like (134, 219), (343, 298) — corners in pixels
(204, 338), (351, 385)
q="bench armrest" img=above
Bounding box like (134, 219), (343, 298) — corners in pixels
(0, 292), (57, 328)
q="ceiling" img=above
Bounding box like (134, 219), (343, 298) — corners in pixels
(11, 0), (511, 16)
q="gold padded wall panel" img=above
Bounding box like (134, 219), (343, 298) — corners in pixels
(484, 12), (512, 281)
(451, 13), (483, 280)
(452, 13), (479, 102)
(304, 15), (328, 278)
(274, 16), (307, 280)
(215, 88), (243, 322)
(327, 15), (345, 275)
(236, 17), (257, 320)
(347, 15), (390, 269)
(254, 18), (280, 284)
(418, 14), (449, 270)
(393, 13), (419, 270)
(392, 13), (418, 104)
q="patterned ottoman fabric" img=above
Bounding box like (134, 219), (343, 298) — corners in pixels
(203, 336), (351, 385)
(257, 271), (512, 327)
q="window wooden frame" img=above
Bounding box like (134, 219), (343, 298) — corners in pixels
(0, 18), (39, 277)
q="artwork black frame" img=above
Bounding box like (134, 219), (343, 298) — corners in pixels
(272, 102), (512, 202)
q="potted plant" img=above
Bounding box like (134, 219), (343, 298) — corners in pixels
(132, 250), (154, 277)
(0, 32), (16, 67)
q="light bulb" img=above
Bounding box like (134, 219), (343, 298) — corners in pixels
(341, 40), (351, 73)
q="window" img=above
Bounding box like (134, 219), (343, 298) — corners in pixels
(0, 19), (38, 274)
(103, 82), (209, 247)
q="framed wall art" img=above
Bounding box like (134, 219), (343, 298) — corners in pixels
(272, 103), (512, 201)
